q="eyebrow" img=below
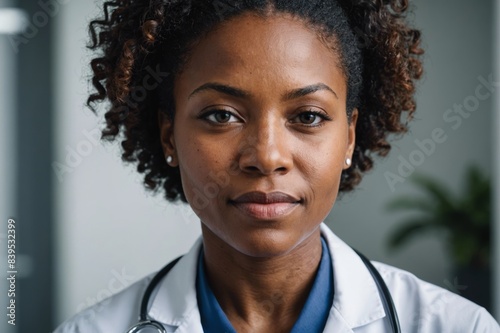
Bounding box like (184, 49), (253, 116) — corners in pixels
(188, 82), (338, 100)
(189, 83), (249, 99)
(283, 83), (338, 100)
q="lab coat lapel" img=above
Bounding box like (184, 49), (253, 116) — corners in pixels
(148, 238), (204, 333)
(320, 223), (386, 331)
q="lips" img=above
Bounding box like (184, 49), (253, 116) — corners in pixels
(232, 191), (301, 204)
(229, 191), (302, 220)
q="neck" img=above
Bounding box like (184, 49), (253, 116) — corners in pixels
(201, 225), (323, 332)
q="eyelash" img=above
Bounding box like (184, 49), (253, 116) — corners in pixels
(198, 109), (332, 128)
(293, 110), (332, 127)
(198, 109), (240, 125)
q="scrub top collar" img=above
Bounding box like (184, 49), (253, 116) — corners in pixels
(146, 223), (386, 331)
(196, 236), (334, 333)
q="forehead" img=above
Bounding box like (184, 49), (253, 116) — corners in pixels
(176, 12), (347, 100)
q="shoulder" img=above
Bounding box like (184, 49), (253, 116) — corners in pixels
(372, 261), (500, 332)
(53, 239), (203, 333)
(53, 273), (154, 333)
(319, 223), (499, 332)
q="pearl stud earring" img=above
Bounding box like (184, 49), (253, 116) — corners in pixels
(166, 155), (173, 164)
(345, 158), (352, 167)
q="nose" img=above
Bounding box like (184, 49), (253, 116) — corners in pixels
(237, 118), (293, 176)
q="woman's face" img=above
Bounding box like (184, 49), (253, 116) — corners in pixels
(161, 12), (357, 257)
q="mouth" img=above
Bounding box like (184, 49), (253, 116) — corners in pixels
(229, 191), (302, 220)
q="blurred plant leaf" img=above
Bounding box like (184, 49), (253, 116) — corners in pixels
(388, 218), (440, 249)
(386, 165), (491, 268)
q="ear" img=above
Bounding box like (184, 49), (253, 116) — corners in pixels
(344, 108), (358, 169)
(158, 111), (178, 167)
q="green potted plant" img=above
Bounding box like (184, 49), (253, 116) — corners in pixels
(386, 165), (491, 310)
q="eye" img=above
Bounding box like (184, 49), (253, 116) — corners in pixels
(291, 110), (332, 127)
(200, 109), (241, 124)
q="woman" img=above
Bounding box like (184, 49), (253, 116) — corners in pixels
(55, 0), (499, 332)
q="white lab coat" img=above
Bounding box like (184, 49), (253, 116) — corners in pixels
(54, 223), (499, 332)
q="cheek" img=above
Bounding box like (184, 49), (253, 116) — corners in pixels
(300, 132), (347, 198)
(306, 156), (342, 194)
(175, 134), (231, 214)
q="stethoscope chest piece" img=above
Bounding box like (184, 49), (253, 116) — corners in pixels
(126, 320), (166, 333)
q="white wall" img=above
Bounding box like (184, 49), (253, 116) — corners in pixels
(53, 1), (201, 324)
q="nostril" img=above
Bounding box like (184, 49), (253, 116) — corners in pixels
(243, 165), (260, 173)
(237, 140), (293, 176)
(241, 164), (289, 176)
(276, 166), (287, 172)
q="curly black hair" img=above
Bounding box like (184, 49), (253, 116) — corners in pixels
(87, 0), (423, 203)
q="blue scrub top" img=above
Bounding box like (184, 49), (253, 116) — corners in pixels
(196, 237), (334, 333)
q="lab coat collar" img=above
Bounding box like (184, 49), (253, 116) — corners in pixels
(148, 237), (204, 332)
(319, 223), (386, 330)
(148, 223), (386, 332)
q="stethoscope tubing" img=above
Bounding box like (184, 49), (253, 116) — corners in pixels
(127, 250), (401, 333)
(139, 256), (182, 321)
(353, 249), (401, 333)
(126, 256), (181, 333)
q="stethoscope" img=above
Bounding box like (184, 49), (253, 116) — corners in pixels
(126, 249), (401, 333)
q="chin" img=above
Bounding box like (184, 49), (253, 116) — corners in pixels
(228, 227), (308, 258)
